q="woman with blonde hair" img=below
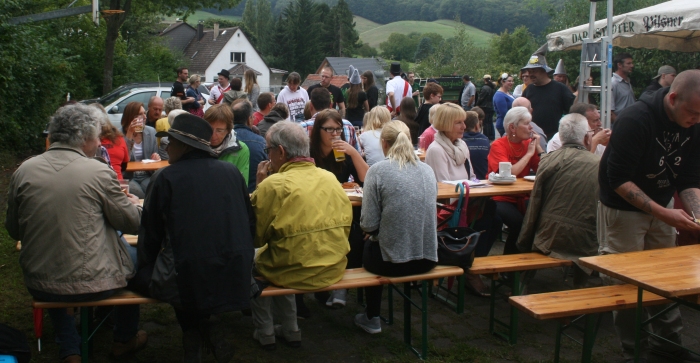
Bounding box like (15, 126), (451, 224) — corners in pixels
(244, 69), (261, 112)
(355, 120), (437, 334)
(359, 106), (391, 166)
(185, 74), (205, 117)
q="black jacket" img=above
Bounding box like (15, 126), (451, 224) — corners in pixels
(138, 150), (255, 314)
(599, 87), (700, 211)
(257, 110), (286, 138)
(476, 83), (494, 109)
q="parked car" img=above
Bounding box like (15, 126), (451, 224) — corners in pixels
(81, 82), (211, 129)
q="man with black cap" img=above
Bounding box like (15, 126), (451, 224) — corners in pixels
(641, 65), (677, 100)
(522, 44), (575, 139)
(385, 62), (412, 117)
(209, 69), (232, 105)
(138, 113), (255, 363)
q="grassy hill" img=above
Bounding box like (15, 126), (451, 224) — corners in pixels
(164, 10), (241, 25)
(353, 15), (381, 34)
(359, 19), (494, 48)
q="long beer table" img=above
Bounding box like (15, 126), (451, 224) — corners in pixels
(579, 245), (700, 361)
(125, 160), (170, 172)
(437, 179), (534, 199)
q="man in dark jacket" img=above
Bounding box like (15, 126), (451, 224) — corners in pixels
(137, 113), (255, 362)
(641, 65), (676, 101)
(233, 100), (268, 193)
(475, 75), (496, 140)
(598, 70), (700, 363)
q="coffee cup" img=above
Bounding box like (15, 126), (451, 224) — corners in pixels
(499, 162), (512, 178)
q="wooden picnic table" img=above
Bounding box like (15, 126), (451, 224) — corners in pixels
(579, 245), (700, 361)
(125, 160), (170, 172)
(437, 179), (534, 199)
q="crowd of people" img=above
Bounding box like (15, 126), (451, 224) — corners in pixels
(6, 49), (700, 363)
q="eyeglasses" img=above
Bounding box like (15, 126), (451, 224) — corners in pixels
(264, 145), (278, 154)
(321, 127), (343, 134)
(213, 128), (228, 135)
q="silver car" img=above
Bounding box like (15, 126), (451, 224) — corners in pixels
(82, 82), (211, 130)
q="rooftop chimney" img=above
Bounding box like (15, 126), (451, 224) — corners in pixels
(197, 23), (204, 41)
(213, 23), (219, 41)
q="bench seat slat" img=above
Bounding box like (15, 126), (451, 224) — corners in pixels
(33, 291), (159, 309)
(468, 253), (573, 275)
(509, 284), (669, 320)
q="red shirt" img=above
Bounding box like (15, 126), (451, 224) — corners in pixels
(101, 136), (129, 180)
(253, 111), (264, 126)
(487, 136), (539, 204)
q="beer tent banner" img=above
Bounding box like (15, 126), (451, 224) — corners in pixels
(546, 0), (700, 53)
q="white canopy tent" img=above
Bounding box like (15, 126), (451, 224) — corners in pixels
(546, 0), (700, 53)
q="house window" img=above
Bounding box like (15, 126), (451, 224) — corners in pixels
(230, 52), (246, 63)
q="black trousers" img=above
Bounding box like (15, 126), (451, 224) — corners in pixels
(481, 107), (495, 141)
(362, 241), (436, 318)
(495, 201), (523, 255)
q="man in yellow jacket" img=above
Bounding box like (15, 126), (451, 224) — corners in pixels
(250, 121), (351, 350)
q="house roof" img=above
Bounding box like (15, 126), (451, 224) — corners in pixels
(160, 21), (194, 35)
(302, 74), (349, 90)
(318, 57), (386, 77)
(229, 63), (262, 76)
(182, 27), (239, 75)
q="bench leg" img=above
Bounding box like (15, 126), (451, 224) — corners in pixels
(509, 271), (521, 345)
(456, 274), (465, 314)
(80, 308), (90, 363)
(403, 282), (411, 350)
(554, 321), (563, 363)
(429, 275), (465, 315)
(581, 314), (600, 363)
(421, 280), (429, 359)
(489, 271), (520, 345)
(489, 278), (497, 336)
(634, 287), (643, 363)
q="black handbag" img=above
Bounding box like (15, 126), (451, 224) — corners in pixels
(436, 227), (482, 269)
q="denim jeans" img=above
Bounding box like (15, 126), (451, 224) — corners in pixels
(28, 289), (140, 359)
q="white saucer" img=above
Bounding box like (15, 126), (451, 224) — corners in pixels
(489, 179), (516, 185)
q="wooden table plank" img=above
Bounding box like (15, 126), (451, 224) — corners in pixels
(437, 179), (534, 199)
(125, 160), (170, 172)
(579, 245), (700, 298)
(468, 252), (572, 275)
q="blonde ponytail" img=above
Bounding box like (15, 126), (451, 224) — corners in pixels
(381, 121), (417, 168)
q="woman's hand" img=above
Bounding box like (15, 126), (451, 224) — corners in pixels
(332, 139), (358, 157)
(526, 134), (538, 156)
(126, 117), (140, 140)
(532, 133), (544, 154)
(150, 153), (161, 161)
(256, 160), (272, 185)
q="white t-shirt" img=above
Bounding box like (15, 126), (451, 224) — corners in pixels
(209, 84), (231, 104)
(276, 85), (309, 122)
(547, 132), (605, 155)
(133, 141), (143, 161)
(385, 76), (412, 111)
(360, 129), (385, 166)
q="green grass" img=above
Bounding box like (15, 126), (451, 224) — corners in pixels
(359, 19), (494, 48)
(353, 15), (381, 34)
(164, 10), (241, 25)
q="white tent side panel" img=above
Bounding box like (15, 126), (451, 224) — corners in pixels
(547, 0), (700, 52)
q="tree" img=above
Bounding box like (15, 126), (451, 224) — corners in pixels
(329, 0), (359, 57)
(267, 0), (325, 76)
(101, 0), (243, 94)
(488, 26), (537, 70)
(379, 32), (421, 62)
(413, 37), (434, 63)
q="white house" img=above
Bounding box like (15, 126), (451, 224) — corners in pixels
(161, 22), (287, 93)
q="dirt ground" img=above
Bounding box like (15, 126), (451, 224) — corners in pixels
(1, 152), (699, 363)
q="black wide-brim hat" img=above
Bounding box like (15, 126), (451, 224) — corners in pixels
(161, 113), (216, 157)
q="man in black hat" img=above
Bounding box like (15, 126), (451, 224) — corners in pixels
(138, 113), (255, 362)
(522, 44), (575, 139)
(171, 67), (195, 106)
(385, 62), (412, 117)
(209, 69), (232, 105)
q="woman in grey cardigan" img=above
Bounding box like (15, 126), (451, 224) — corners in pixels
(355, 120), (438, 334)
(120, 102), (165, 198)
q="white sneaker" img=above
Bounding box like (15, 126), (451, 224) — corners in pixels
(326, 289), (347, 308)
(354, 313), (381, 334)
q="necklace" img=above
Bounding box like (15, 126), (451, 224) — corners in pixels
(507, 138), (525, 158)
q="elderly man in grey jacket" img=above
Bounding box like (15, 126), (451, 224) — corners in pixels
(516, 113), (600, 287)
(5, 104), (146, 363)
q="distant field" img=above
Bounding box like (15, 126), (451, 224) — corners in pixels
(164, 10), (240, 25)
(353, 16), (380, 34)
(359, 20), (494, 48)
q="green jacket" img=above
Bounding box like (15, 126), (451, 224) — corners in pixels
(219, 140), (250, 186)
(251, 161), (351, 290)
(516, 144), (600, 272)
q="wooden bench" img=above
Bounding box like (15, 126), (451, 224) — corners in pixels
(509, 284), (669, 363)
(464, 253), (572, 344)
(32, 265), (463, 361)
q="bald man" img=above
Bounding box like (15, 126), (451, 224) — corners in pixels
(146, 96), (164, 128)
(598, 70), (700, 363)
(511, 97), (547, 151)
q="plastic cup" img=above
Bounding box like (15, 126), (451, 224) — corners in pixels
(118, 179), (130, 195)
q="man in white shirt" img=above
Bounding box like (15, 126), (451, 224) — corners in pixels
(208, 69), (232, 105)
(385, 62), (411, 117)
(547, 103), (611, 155)
(611, 53), (636, 122)
(460, 75), (476, 111)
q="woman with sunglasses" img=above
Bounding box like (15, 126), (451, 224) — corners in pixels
(493, 73), (515, 137)
(305, 109), (368, 311)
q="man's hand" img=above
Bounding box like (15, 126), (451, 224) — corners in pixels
(590, 129), (611, 152)
(150, 153), (161, 161)
(658, 208), (700, 231)
(256, 160), (271, 186)
(126, 193), (140, 205)
(208, 98), (216, 105)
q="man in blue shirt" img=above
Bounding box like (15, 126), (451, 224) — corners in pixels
(462, 109), (489, 180)
(233, 100), (268, 192)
